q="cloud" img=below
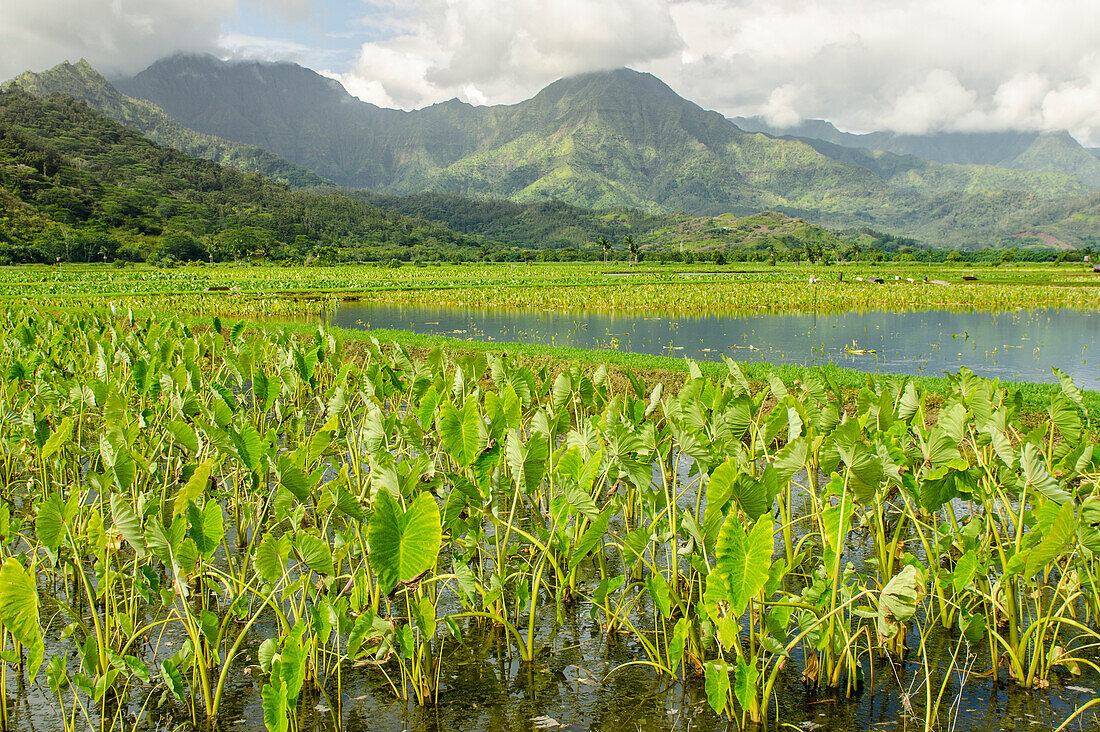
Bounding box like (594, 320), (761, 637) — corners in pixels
(654, 0), (1100, 142)
(218, 32), (315, 63)
(879, 70), (979, 134)
(4, 0), (1100, 144)
(321, 0), (1100, 143)
(0, 0), (234, 79)
(339, 0), (683, 108)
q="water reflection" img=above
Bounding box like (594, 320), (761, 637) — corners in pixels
(331, 305), (1100, 390)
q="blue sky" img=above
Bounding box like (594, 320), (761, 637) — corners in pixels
(224, 0), (389, 71)
(3, 0), (1100, 144)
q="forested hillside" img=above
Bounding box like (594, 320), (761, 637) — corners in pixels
(5, 60), (329, 188)
(0, 90), (476, 263)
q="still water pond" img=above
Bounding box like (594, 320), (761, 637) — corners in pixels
(332, 304), (1100, 390)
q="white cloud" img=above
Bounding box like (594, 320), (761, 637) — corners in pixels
(319, 0), (1100, 143)
(0, 0), (234, 79)
(218, 32), (314, 62)
(4, 0), (1100, 144)
(242, 0), (314, 22)
(340, 0), (683, 108)
(879, 70), (979, 134)
(762, 84), (812, 128)
(652, 0), (1100, 142)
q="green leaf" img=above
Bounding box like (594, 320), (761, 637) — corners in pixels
(1025, 501), (1075, 578)
(294, 533), (334, 576)
(771, 436), (808, 487)
(41, 417), (72, 460)
(0, 558), (40, 651)
(646, 573), (671, 619)
(668, 617), (689, 675)
(174, 461), (212, 518)
(306, 413), (337, 465)
(256, 534), (291, 584)
(715, 513), (774, 615)
(36, 494), (66, 552)
(233, 423), (264, 474)
(734, 655), (759, 713)
(569, 507), (612, 570)
(277, 456), (312, 503)
(167, 421), (200, 453)
(505, 430), (549, 495)
(960, 609), (987, 643)
(704, 661), (731, 715)
(833, 420), (883, 503)
(952, 549), (976, 593)
(161, 659), (186, 704)
(261, 680), (288, 732)
(112, 449), (136, 492)
(1048, 394), (1082, 444)
(440, 396), (482, 467)
(109, 495), (146, 557)
(279, 623), (307, 706)
(1053, 367), (1085, 411)
(877, 565), (924, 639)
(702, 459), (737, 532)
(230, 321), (246, 343)
(563, 485), (600, 521)
(368, 491), (442, 595)
(187, 501), (223, 558)
(1021, 443), (1070, 504)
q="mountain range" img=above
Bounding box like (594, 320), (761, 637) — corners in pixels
(0, 85), (858, 263)
(8, 54), (1100, 249)
(4, 60), (328, 188)
(732, 116), (1100, 189)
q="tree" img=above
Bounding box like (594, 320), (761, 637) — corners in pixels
(155, 231), (208, 262)
(625, 235), (638, 265)
(598, 236), (611, 262)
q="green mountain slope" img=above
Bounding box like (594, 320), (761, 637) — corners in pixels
(0, 89), (475, 262)
(4, 60), (329, 188)
(103, 55), (1100, 248)
(117, 57), (906, 213)
(789, 137), (1085, 197)
(735, 116), (1100, 189)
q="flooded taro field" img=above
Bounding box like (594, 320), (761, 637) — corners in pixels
(331, 304), (1100, 391)
(4, 307), (1100, 732)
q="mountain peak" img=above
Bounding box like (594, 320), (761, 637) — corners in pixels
(3, 58), (115, 98)
(521, 66), (700, 123)
(538, 67), (676, 101)
(117, 53), (358, 118)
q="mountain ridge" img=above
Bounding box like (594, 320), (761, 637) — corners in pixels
(733, 115), (1100, 188)
(10, 55), (1100, 249)
(4, 59), (330, 188)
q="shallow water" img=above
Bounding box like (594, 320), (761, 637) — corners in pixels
(330, 305), (1100, 390)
